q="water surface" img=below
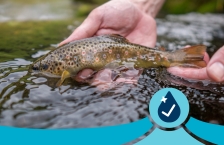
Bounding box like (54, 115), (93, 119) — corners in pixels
(0, 1), (224, 128)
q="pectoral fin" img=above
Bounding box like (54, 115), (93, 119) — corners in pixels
(105, 62), (120, 69)
(56, 70), (71, 87)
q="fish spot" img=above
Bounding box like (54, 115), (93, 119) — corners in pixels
(59, 62), (62, 65)
(117, 54), (120, 59)
(74, 56), (77, 61)
(82, 51), (86, 56)
(103, 54), (106, 59)
(109, 49), (112, 54)
(95, 57), (99, 62)
(70, 53), (73, 56)
(125, 51), (128, 55)
(66, 55), (70, 60)
(71, 46), (74, 48)
(140, 55), (145, 59)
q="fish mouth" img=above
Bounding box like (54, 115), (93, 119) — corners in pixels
(29, 61), (41, 73)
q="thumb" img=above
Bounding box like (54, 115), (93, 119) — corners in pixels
(59, 9), (102, 46)
(207, 45), (224, 82)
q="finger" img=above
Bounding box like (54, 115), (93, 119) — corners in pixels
(95, 29), (123, 36)
(59, 9), (102, 46)
(207, 45), (224, 82)
(126, 15), (157, 47)
(167, 48), (210, 80)
(116, 78), (138, 84)
(184, 45), (191, 48)
(167, 67), (209, 80)
(90, 69), (113, 86)
(74, 69), (94, 82)
(204, 52), (210, 63)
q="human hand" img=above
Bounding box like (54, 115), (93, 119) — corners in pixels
(74, 68), (143, 91)
(59, 0), (157, 47)
(59, 0), (157, 88)
(168, 45), (224, 82)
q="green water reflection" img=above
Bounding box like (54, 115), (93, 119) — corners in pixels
(0, 21), (73, 62)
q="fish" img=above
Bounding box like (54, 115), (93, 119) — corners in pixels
(30, 34), (207, 86)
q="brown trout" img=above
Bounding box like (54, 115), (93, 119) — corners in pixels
(30, 34), (207, 86)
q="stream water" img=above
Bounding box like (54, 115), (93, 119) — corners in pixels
(0, 0), (224, 128)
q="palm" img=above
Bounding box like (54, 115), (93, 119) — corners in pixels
(59, 1), (156, 48)
(94, 1), (156, 47)
(59, 1), (157, 89)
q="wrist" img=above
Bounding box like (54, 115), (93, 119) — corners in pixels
(124, 0), (165, 17)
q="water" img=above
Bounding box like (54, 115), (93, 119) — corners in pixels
(0, 1), (224, 128)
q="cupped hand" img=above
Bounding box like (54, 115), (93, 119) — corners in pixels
(74, 68), (143, 91)
(59, 0), (157, 47)
(168, 45), (224, 82)
(59, 0), (157, 88)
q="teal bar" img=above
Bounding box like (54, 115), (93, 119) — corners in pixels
(0, 117), (153, 145)
(186, 117), (224, 144)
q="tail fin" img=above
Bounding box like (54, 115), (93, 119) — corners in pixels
(170, 45), (207, 68)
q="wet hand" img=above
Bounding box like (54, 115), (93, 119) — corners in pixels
(74, 68), (143, 91)
(168, 45), (224, 82)
(59, 0), (156, 47)
(59, 0), (157, 88)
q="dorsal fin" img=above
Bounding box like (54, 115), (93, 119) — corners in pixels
(109, 34), (130, 42)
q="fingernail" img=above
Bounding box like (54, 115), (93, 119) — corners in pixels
(208, 62), (224, 82)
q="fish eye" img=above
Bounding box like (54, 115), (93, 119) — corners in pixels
(41, 64), (48, 70)
(32, 65), (39, 71)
